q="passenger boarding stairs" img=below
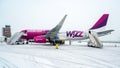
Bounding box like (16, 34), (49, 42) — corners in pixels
(7, 32), (25, 45)
(88, 31), (103, 48)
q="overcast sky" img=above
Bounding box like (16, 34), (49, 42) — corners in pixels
(0, 0), (120, 41)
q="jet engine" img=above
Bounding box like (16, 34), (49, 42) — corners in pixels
(34, 36), (47, 43)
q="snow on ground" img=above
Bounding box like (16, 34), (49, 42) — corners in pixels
(0, 42), (120, 68)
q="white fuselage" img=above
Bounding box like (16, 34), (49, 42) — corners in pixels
(58, 30), (88, 40)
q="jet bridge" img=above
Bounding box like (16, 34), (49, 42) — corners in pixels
(7, 32), (25, 45)
(88, 31), (103, 48)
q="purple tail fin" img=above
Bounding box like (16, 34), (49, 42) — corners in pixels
(90, 14), (109, 30)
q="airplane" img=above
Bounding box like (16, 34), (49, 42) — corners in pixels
(7, 15), (67, 45)
(8, 14), (114, 48)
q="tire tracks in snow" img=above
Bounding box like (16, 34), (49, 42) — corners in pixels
(0, 57), (18, 68)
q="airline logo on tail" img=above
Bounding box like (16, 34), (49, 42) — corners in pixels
(90, 14), (109, 30)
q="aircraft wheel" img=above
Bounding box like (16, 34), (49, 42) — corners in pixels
(88, 44), (94, 47)
(26, 41), (29, 44)
(88, 44), (91, 47)
(17, 42), (19, 45)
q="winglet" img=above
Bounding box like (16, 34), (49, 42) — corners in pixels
(90, 14), (109, 30)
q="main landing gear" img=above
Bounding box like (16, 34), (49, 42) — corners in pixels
(52, 40), (65, 49)
(48, 37), (65, 49)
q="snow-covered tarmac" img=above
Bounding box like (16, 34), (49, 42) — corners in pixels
(0, 43), (120, 68)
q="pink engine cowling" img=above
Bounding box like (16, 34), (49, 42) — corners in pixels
(34, 36), (47, 43)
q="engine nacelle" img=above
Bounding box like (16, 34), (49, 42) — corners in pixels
(34, 36), (47, 43)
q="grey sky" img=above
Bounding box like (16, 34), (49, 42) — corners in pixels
(0, 0), (120, 40)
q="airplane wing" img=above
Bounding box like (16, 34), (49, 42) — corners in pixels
(46, 15), (67, 39)
(97, 29), (114, 37)
(77, 30), (116, 43)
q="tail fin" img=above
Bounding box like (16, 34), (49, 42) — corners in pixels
(90, 14), (109, 30)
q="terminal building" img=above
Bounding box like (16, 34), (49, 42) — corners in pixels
(2, 25), (11, 42)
